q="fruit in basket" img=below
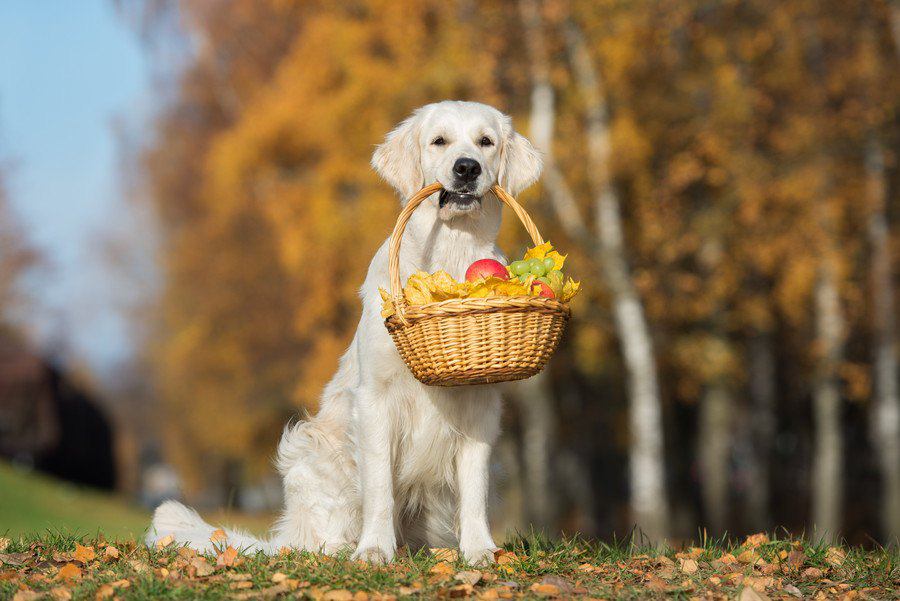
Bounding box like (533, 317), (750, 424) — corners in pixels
(532, 281), (555, 298)
(465, 259), (510, 282)
(379, 241), (581, 318)
(527, 258), (547, 277)
(510, 260), (530, 277)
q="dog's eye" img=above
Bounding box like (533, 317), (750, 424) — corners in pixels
(479, 136), (493, 147)
(431, 136), (446, 146)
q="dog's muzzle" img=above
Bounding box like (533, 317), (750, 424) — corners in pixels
(439, 189), (481, 208)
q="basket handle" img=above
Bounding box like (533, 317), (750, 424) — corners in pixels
(388, 183), (546, 310)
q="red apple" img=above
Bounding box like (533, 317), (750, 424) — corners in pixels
(465, 259), (510, 282)
(532, 281), (555, 298)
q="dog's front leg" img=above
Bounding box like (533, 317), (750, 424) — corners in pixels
(352, 386), (397, 563)
(456, 434), (498, 566)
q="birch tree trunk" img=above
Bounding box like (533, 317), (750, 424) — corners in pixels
(866, 139), (900, 543)
(519, 0), (669, 542)
(564, 20), (670, 543)
(811, 257), (844, 538)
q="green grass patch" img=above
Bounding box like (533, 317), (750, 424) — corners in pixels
(0, 462), (149, 540)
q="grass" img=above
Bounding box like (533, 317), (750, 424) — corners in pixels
(0, 462), (273, 542)
(0, 462), (149, 540)
(1, 531), (896, 599)
(2, 465), (897, 598)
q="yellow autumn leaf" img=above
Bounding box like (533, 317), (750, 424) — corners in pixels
(523, 242), (566, 270)
(561, 278), (582, 302)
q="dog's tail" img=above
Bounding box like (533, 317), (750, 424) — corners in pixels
(147, 500), (280, 554)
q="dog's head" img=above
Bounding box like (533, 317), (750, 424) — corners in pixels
(372, 101), (542, 216)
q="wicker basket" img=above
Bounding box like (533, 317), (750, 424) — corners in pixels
(385, 183), (571, 386)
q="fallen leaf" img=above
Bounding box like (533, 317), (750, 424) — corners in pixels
(323, 590), (354, 601)
(431, 548), (459, 562)
(744, 533), (770, 548)
(0, 538), (8, 552)
(787, 550), (806, 568)
(155, 534), (175, 549)
(529, 582), (560, 597)
(95, 584), (115, 600)
(679, 558), (699, 574)
(745, 576), (774, 591)
(456, 570), (482, 586)
(102, 545), (120, 561)
(802, 567), (823, 578)
(191, 556), (215, 577)
(688, 547), (705, 558)
(272, 572), (289, 583)
(538, 575), (573, 593)
(110, 579), (131, 589)
(73, 544), (95, 564)
(227, 572), (252, 581)
(430, 561), (455, 578)
(494, 551), (519, 564)
(738, 550), (761, 564)
(783, 584), (803, 597)
(448, 584), (473, 597)
(0, 552), (30, 566)
(738, 586), (770, 601)
(55, 563), (82, 582)
(210, 529), (227, 543)
(719, 552), (737, 564)
(12, 591), (42, 601)
(826, 547), (846, 567)
(230, 581), (253, 590)
(353, 592), (369, 601)
(129, 559), (150, 573)
(216, 546), (239, 567)
(645, 575), (669, 592)
(49, 587), (72, 601)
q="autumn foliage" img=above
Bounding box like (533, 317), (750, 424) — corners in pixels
(136, 0), (900, 543)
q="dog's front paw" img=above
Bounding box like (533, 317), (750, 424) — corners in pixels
(461, 545), (498, 566)
(352, 538), (396, 564)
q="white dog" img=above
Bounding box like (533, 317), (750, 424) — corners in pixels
(147, 101), (542, 565)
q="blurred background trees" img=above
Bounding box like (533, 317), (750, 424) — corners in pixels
(124, 0), (900, 544)
(3, 0), (899, 545)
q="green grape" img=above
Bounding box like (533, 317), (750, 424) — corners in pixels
(527, 258), (547, 276)
(510, 260), (530, 276)
(542, 257), (556, 272)
(537, 276), (550, 285)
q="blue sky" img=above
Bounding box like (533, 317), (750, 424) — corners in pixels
(0, 1), (154, 375)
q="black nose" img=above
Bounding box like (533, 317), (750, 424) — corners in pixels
(453, 158), (482, 183)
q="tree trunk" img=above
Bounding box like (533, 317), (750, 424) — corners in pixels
(519, 0), (669, 542)
(697, 378), (731, 534)
(866, 139), (900, 543)
(564, 20), (670, 543)
(744, 330), (776, 531)
(811, 258), (844, 538)
(509, 372), (558, 530)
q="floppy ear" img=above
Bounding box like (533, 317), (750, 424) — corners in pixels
(499, 130), (543, 196)
(371, 114), (423, 200)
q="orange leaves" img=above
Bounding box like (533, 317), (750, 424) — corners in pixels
(210, 529), (227, 544)
(55, 563), (82, 582)
(73, 544), (95, 564)
(216, 545), (239, 568)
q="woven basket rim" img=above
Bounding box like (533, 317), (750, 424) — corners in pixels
(385, 295), (570, 328)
